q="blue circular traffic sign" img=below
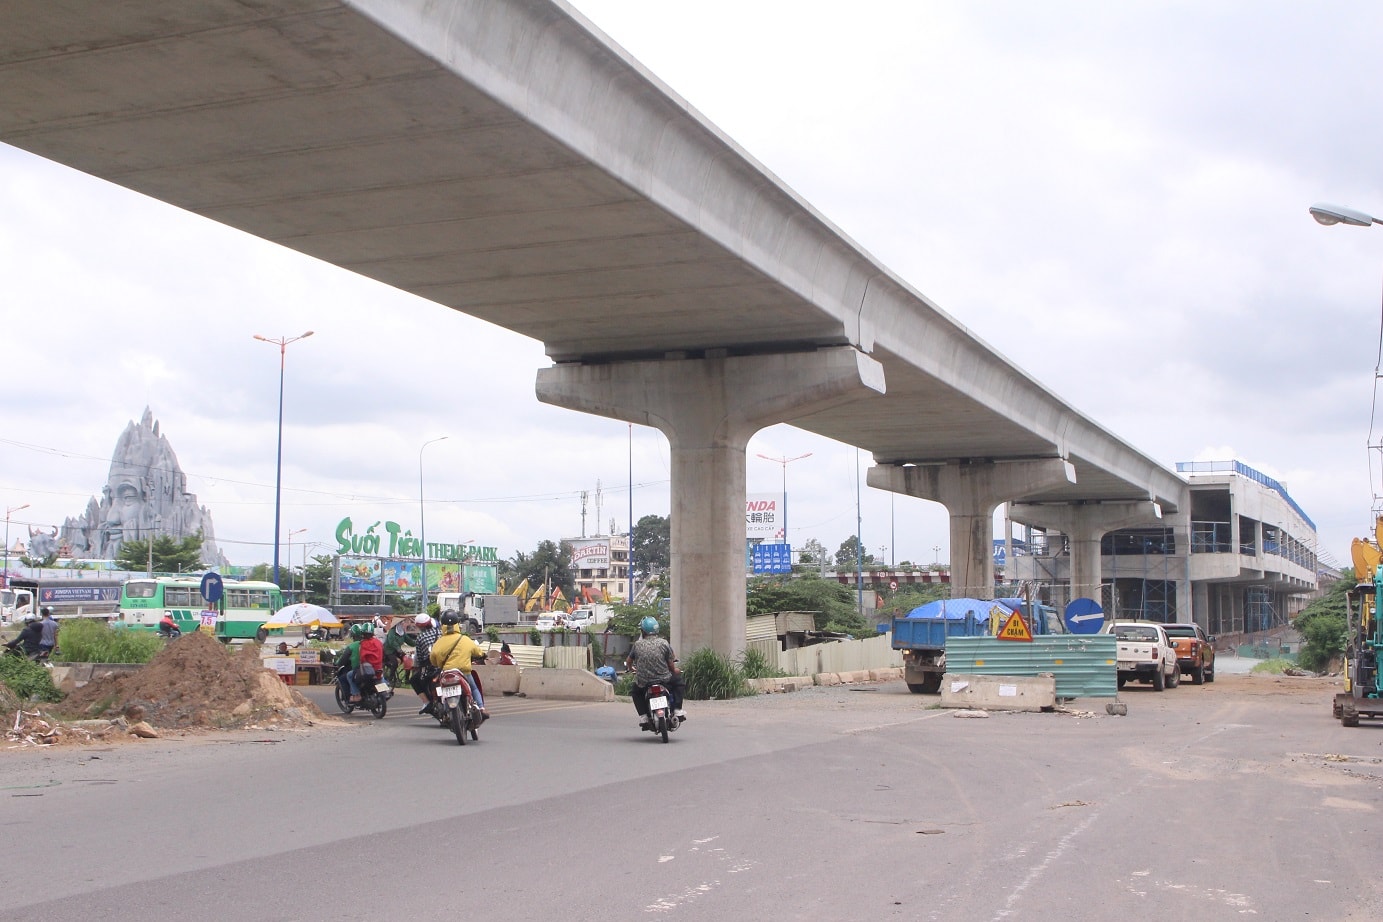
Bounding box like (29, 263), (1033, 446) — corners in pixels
(200, 571), (224, 604)
(1064, 597), (1105, 635)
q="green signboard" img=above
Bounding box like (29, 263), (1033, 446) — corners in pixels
(334, 516), (498, 563)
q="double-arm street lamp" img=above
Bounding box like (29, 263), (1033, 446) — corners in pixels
(756, 452), (812, 545)
(419, 436), (449, 615)
(4, 503), (29, 588)
(253, 331), (314, 587)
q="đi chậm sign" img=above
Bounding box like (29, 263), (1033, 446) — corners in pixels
(334, 516), (498, 563)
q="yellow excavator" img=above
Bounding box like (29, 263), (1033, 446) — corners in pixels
(1338, 518), (1383, 726)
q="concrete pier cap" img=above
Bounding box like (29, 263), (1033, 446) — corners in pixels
(868, 458), (1076, 599)
(536, 345), (884, 658)
(1008, 498), (1165, 602)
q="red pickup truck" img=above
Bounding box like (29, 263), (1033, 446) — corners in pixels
(1161, 622), (1216, 684)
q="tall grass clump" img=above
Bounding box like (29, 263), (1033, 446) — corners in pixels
(738, 646), (787, 680)
(681, 648), (753, 700)
(55, 620), (165, 664)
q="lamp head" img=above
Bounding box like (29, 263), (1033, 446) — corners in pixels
(1309, 203), (1378, 227)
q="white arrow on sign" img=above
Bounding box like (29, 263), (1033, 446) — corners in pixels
(1070, 612), (1105, 624)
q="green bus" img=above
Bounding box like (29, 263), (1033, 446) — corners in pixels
(115, 577), (285, 640)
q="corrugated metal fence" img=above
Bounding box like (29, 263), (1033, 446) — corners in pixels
(774, 634), (903, 676)
(943, 635), (1117, 698)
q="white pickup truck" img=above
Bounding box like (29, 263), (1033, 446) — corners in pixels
(1108, 620), (1180, 691)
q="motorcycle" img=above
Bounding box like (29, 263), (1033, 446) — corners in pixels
(333, 661), (391, 719)
(436, 668), (481, 745)
(642, 681), (683, 743)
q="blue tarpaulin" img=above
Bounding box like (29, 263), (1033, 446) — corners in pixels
(903, 598), (1021, 620)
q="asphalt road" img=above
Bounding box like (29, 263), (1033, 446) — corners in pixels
(2, 673), (1380, 921)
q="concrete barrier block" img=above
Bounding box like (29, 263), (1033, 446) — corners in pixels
(939, 673), (1056, 712)
(814, 672), (841, 686)
(518, 668), (614, 701)
(473, 663), (520, 695)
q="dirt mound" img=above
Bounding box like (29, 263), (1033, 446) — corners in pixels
(59, 631), (326, 729)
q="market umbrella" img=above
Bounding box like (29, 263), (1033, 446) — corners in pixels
(260, 602), (344, 630)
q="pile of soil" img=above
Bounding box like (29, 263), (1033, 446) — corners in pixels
(59, 631), (327, 729)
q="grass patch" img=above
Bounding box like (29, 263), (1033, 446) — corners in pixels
(55, 620), (165, 664)
(738, 647), (787, 679)
(0, 654), (63, 702)
(681, 648), (754, 700)
(1250, 658), (1294, 675)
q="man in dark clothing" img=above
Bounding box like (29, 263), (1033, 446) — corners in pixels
(5, 616), (44, 659)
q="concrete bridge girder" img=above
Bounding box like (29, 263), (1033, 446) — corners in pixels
(1009, 500), (1165, 603)
(536, 345), (885, 658)
(868, 459), (1077, 600)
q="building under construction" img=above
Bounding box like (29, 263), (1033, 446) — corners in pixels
(1004, 460), (1320, 637)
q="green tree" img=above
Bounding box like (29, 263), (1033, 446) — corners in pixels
(881, 583), (951, 617)
(630, 514), (671, 579)
(19, 551), (58, 568)
(115, 533), (206, 574)
(301, 554), (336, 606)
(510, 540), (575, 604)
(746, 572), (867, 635)
(1295, 570), (1352, 671)
(797, 537), (827, 567)
(607, 601), (666, 637)
(834, 535), (876, 568)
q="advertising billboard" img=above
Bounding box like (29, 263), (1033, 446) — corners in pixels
(338, 556), (382, 592)
(570, 538), (611, 572)
(745, 493), (784, 539)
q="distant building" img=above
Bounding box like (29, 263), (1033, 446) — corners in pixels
(567, 532), (632, 603)
(1005, 460), (1317, 636)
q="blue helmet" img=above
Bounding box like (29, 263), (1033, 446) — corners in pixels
(640, 616), (659, 635)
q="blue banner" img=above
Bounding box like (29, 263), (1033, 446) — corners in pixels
(752, 543), (792, 575)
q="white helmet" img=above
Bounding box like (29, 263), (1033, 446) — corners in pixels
(414, 613), (433, 627)
(23, 613), (38, 622)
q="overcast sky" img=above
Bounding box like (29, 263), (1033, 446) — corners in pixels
(3, 1), (1382, 571)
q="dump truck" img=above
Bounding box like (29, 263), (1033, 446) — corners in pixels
(891, 597), (1055, 694)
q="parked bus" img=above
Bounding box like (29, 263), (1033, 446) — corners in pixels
(115, 577), (284, 640)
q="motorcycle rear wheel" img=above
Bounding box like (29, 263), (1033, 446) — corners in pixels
(658, 713), (669, 743)
(450, 702), (467, 746)
(369, 695), (387, 719)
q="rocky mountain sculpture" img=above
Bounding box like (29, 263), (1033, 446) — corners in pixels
(60, 408), (229, 567)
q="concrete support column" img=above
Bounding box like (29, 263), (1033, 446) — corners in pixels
(869, 459), (1076, 599)
(537, 346), (884, 658)
(1009, 500), (1165, 604)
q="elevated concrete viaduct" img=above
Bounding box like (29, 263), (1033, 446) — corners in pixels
(0, 0), (1187, 656)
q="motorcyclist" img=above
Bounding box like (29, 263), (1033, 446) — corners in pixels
(157, 612), (180, 638)
(340, 623), (385, 703)
(382, 616), (416, 682)
(429, 610), (489, 719)
(625, 616), (685, 729)
(4, 613), (43, 659)
(408, 613), (441, 715)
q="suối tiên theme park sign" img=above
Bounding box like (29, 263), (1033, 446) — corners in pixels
(334, 516), (498, 563)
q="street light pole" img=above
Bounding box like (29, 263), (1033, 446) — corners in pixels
(756, 452), (812, 545)
(254, 330), (314, 588)
(1309, 202), (1383, 512)
(4, 503), (29, 589)
(419, 436), (449, 615)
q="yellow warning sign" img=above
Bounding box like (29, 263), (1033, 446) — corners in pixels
(996, 610), (1033, 642)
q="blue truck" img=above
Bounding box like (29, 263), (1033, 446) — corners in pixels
(891, 598), (1055, 693)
